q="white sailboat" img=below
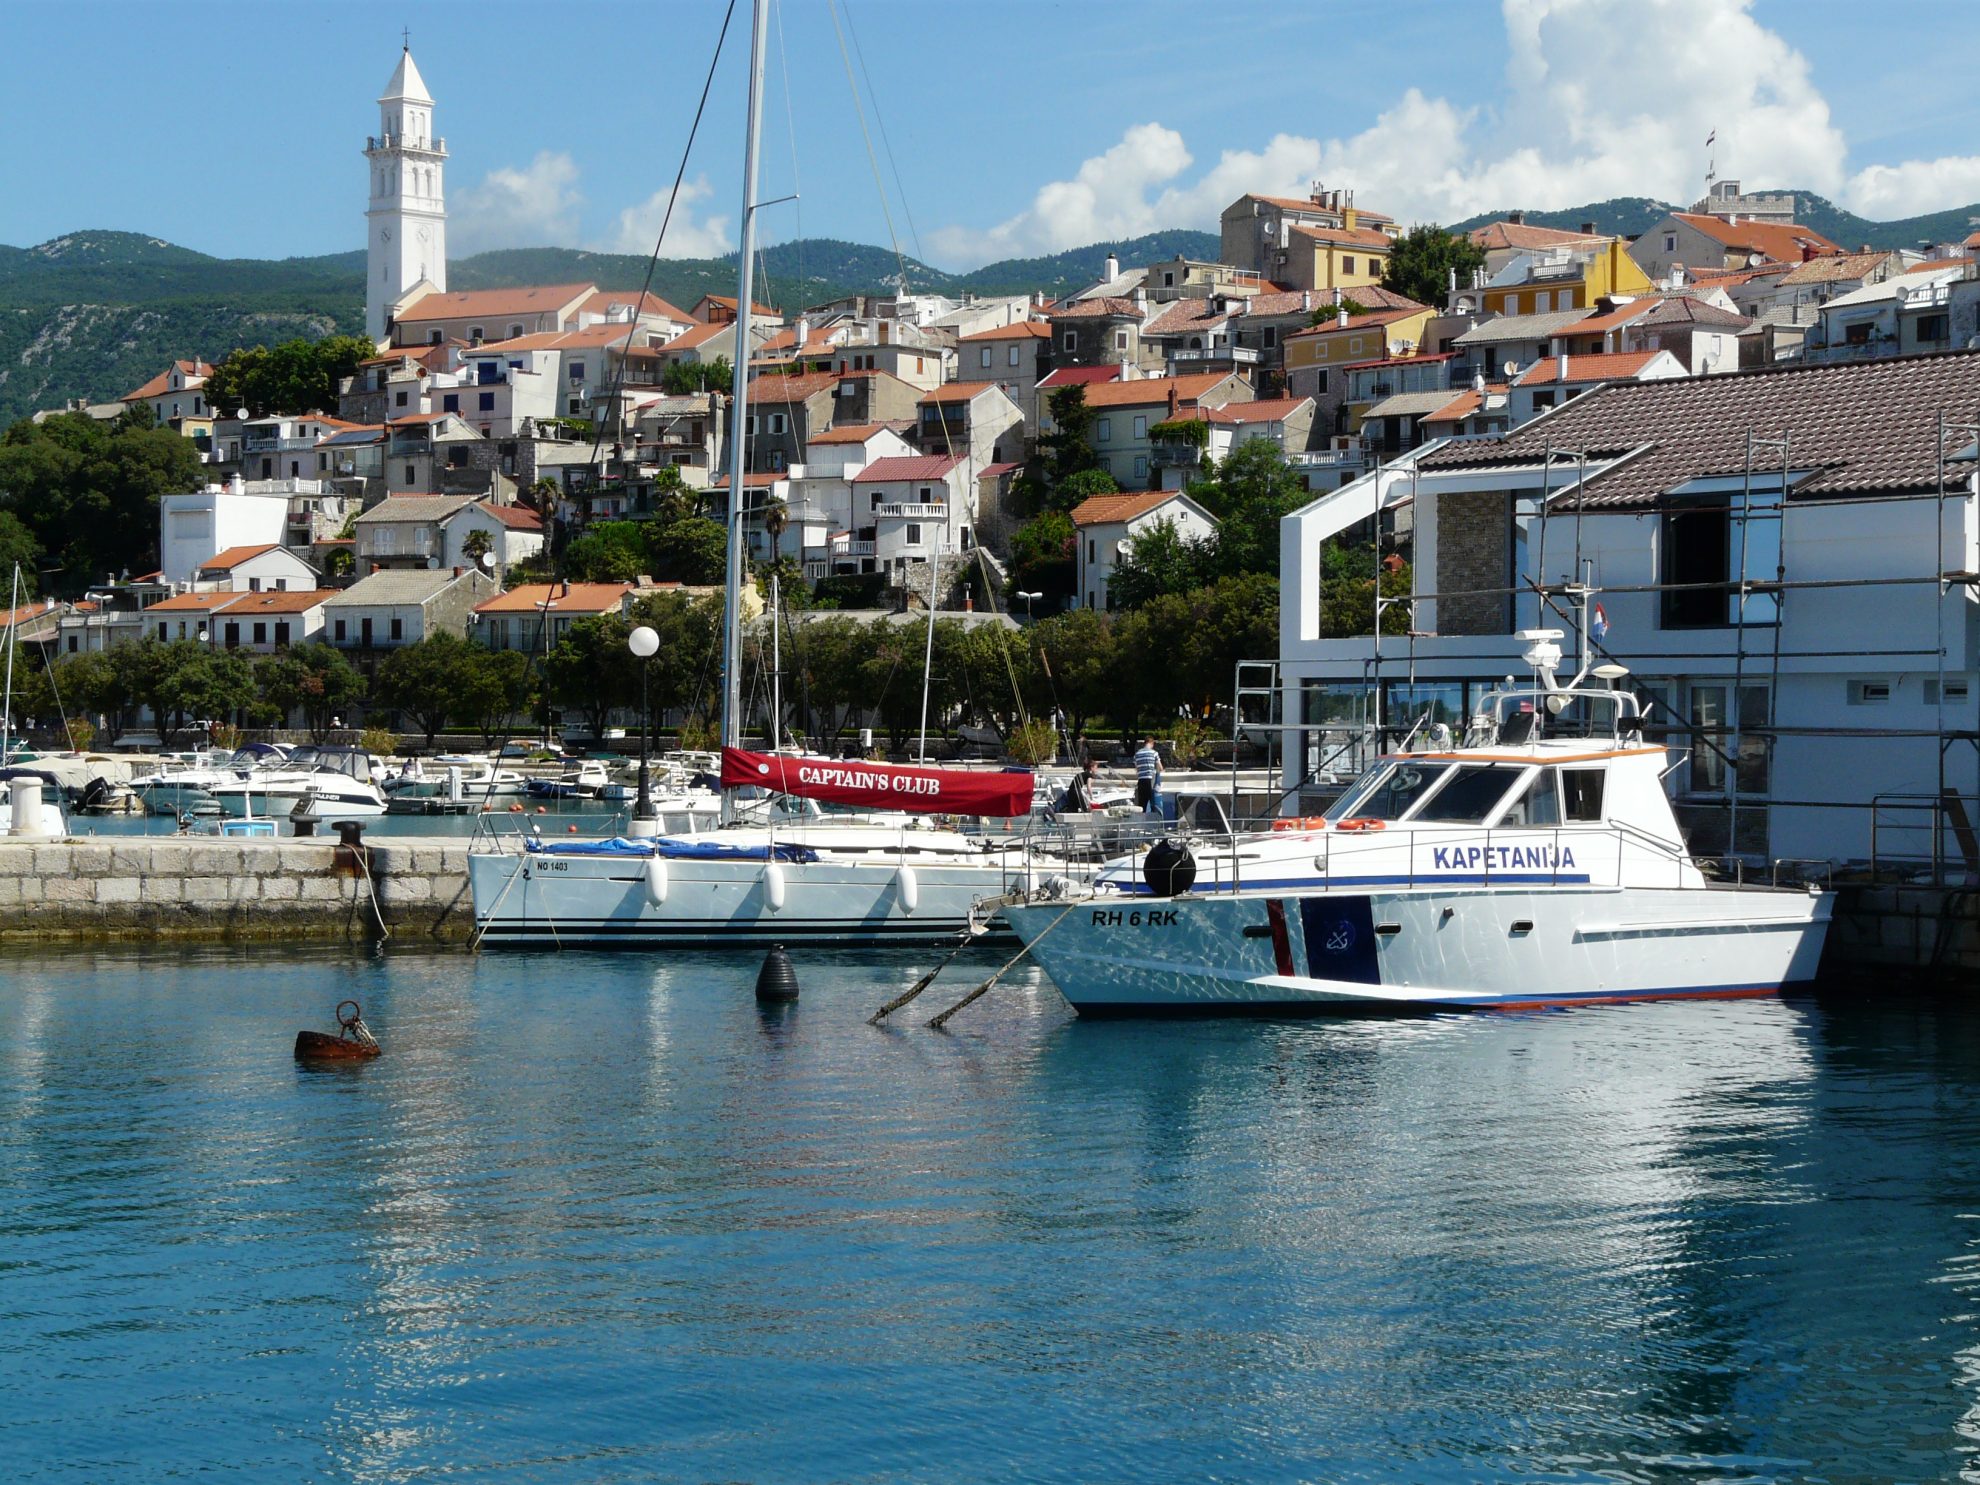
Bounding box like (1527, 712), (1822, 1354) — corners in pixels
(0, 564), (68, 840)
(466, 0), (1055, 948)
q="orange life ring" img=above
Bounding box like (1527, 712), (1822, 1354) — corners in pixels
(1271, 815), (1327, 832)
(1336, 817), (1387, 832)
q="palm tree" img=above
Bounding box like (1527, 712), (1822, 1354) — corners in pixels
(763, 498), (789, 563)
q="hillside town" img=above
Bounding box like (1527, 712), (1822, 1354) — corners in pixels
(7, 45), (1980, 870)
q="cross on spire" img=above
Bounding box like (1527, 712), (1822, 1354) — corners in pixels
(402, 26), (410, 50)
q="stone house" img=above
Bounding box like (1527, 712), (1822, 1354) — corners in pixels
(322, 567), (496, 650)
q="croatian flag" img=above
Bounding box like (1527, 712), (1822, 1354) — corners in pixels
(1591, 603), (1609, 641)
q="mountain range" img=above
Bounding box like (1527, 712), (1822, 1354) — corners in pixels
(3, 186), (1975, 427)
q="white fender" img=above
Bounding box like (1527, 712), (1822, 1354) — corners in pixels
(762, 860), (787, 912)
(896, 863), (920, 915)
(643, 854), (669, 907)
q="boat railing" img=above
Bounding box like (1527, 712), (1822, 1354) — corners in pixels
(1868, 791), (1980, 887)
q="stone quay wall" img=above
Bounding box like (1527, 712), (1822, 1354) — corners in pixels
(0, 838), (475, 943)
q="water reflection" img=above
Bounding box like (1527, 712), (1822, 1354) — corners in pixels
(3, 948), (1980, 1481)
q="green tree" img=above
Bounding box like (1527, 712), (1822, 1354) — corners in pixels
(649, 516), (728, 585)
(203, 334), (377, 417)
(456, 648), (536, 749)
(0, 511), (40, 593)
(1196, 441), (1307, 580)
(374, 632), (478, 748)
(1107, 518), (1213, 610)
(1114, 573), (1280, 727)
(785, 612), (867, 747)
(543, 614), (638, 740)
(1319, 541), (1413, 637)
(260, 643), (366, 741)
(1037, 384), (1102, 499)
(627, 590), (723, 728)
(1008, 511), (1076, 606)
(50, 650), (127, 734)
(1028, 606), (1117, 738)
(1379, 224), (1482, 309)
(563, 521), (648, 582)
(0, 412), (201, 596)
(660, 356), (732, 396)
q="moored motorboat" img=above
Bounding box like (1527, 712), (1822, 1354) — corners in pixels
(1004, 631), (1833, 1016)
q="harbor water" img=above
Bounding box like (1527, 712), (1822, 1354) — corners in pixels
(5, 945), (1980, 1481)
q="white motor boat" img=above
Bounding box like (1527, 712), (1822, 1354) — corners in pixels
(237, 746), (388, 822)
(1004, 632), (1833, 1016)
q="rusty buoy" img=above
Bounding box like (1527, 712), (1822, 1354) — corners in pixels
(295, 1000), (381, 1062)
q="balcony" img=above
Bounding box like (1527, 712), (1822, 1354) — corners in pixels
(1169, 344), (1260, 366)
(830, 536), (876, 557)
(1150, 441), (1203, 468)
(877, 503), (947, 519)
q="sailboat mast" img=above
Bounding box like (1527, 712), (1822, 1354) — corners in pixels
(915, 546), (939, 764)
(720, 0), (769, 769)
(2, 563), (19, 763)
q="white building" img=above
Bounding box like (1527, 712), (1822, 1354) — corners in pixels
(193, 543), (320, 594)
(1279, 352), (1980, 865)
(1070, 489), (1218, 612)
(157, 485), (290, 586)
(439, 501), (545, 578)
(365, 47), (448, 343)
(850, 454), (973, 576)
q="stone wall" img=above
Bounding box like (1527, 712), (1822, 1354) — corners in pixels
(0, 837), (473, 942)
(1435, 489), (1512, 635)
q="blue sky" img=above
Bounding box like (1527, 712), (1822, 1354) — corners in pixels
(7, 0), (1980, 270)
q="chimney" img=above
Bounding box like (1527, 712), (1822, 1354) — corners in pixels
(1508, 210), (1525, 226)
(1167, 384), (1180, 417)
(1556, 351), (1569, 383)
(1337, 306), (1349, 329)
(796, 315), (810, 348)
(1802, 244), (1817, 262)
(1302, 291), (1312, 312)
(1104, 252), (1120, 281)
(1580, 222), (1596, 236)
(1472, 371), (1486, 394)
(453, 566), (462, 577)
(1133, 286), (1147, 310)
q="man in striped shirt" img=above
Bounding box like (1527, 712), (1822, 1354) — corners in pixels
(1133, 737), (1161, 812)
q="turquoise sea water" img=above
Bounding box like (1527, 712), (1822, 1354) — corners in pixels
(4, 945), (1980, 1482)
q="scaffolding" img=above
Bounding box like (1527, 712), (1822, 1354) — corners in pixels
(1277, 402), (1980, 880)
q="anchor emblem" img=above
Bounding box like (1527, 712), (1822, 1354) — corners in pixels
(1325, 921), (1356, 953)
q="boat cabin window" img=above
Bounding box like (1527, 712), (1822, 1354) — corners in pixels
(1561, 768), (1605, 821)
(1410, 764), (1529, 825)
(1498, 768), (1560, 827)
(1327, 762), (1451, 822)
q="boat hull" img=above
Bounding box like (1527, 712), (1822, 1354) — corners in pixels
(1007, 884), (1832, 1016)
(467, 848), (1025, 947)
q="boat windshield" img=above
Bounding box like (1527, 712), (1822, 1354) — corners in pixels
(1326, 761), (1452, 822)
(1409, 764), (1531, 824)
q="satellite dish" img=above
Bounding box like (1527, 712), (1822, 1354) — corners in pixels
(426, 556), (440, 569)
(479, 550), (495, 571)
(1502, 361), (1518, 379)
(235, 407), (249, 420)
(1115, 539), (1132, 557)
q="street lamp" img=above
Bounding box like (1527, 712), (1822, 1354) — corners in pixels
(1016, 589), (1042, 622)
(627, 623), (660, 837)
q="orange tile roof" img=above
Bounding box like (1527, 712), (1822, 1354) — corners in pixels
(148, 590), (246, 614)
(472, 582), (633, 616)
(1069, 490), (1190, 526)
(1144, 300), (1232, 335)
(123, 359), (213, 401)
(580, 288), (692, 324)
(1908, 256), (1976, 273)
(1205, 396), (1312, 423)
(1668, 213), (1841, 264)
(1420, 385), (1509, 424)
(396, 283), (596, 324)
(1568, 300), (1657, 336)
(461, 501), (543, 530)
(699, 294), (782, 318)
(917, 382), (994, 405)
(1778, 251), (1894, 286)
(1239, 192), (1393, 219)
(1514, 351), (1668, 387)
(1286, 308), (1424, 340)
(1291, 224), (1394, 251)
(957, 321), (1052, 342)
(1049, 297), (1144, 320)
(1075, 373), (1236, 409)
(709, 471), (787, 489)
(199, 544), (284, 571)
(851, 454), (962, 483)
(216, 588), (339, 616)
(1469, 220), (1612, 252)
(807, 422), (906, 445)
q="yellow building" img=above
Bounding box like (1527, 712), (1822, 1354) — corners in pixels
(1480, 239), (1654, 318)
(1219, 190), (1401, 295)
(1283, 306), (1436, 399)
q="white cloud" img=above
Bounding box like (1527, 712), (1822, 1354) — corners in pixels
(599, 175), (733, 258)
(450, 151), (584, 255)
(927, 0), (1980, 269)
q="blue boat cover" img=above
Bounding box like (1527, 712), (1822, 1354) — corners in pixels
(524, 836), (819, 863)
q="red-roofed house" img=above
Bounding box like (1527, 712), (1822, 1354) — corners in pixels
(1040, 372), (1251, 489)
(203, 588), (341, 653)
(1069, 489), (1217, 611)
(392, 283), (597, 348)
(1506, 349), (1686, 423)
(914, 381), (1024, 469)
(1219, 187), (1402, 293)
(123, 359), (214, 433)
(1629, 212), (1842, 283)
(851, 454), (972, 574)
(194, 543), (321, 594)
(440, 500), (546, 577)
(956, 319), (1053, 425)
(470, 582), (636, 652)
(747, 368), (921, 474)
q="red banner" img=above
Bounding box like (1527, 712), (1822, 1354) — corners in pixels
(720, 748), (1033, 817)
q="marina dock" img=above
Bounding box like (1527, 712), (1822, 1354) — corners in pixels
(0, 836), (474, 942)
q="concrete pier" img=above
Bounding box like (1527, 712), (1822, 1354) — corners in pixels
(0, 837), (473, 942)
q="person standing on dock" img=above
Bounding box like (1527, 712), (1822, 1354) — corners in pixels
(1133, 737), (1161, 814)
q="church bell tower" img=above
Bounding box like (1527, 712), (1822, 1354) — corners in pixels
(364, 45), (447, 344)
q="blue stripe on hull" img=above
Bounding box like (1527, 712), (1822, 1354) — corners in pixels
(1066, 982), (1795, 1018)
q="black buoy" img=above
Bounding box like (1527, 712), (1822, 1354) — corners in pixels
(1143, 838), (1198, 897)
(756, 944), (800, 1002)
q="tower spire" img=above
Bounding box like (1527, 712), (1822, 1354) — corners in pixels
(364, 46), (446, 343)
